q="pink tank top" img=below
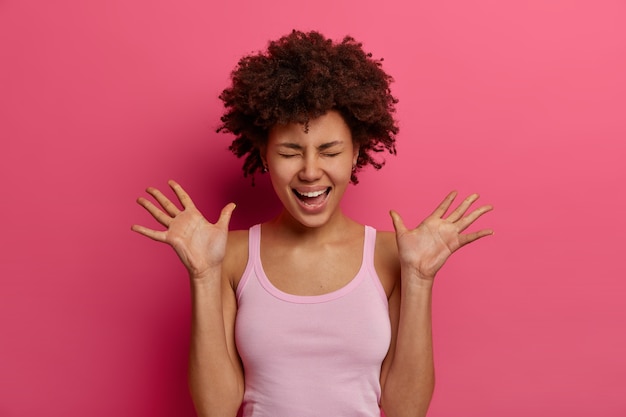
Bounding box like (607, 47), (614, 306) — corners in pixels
(235, 224), (391, 417)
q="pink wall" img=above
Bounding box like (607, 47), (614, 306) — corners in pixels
(1, 0), (625, 416)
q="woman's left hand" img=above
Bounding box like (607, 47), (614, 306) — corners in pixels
(390, 191), (493, 281)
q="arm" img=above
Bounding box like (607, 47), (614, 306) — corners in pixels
(380, 273), (434, 417)
(188, 272), (244, 416)
(380, 192), (493, 417)
(131, 180), (243, 416)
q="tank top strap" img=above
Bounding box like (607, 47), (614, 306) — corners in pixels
(235, 224), (261, 300)
(363, 225), (376, 266)
(248, 224), (261, 259)
(363, 225), (389, 306)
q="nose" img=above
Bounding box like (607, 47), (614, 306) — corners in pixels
(298, 154), (322, 182)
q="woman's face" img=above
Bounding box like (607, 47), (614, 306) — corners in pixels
(264, 110), (359, 229)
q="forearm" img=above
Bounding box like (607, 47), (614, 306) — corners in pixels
(188, 270), (243, 417)
(382, 276), (435, 417)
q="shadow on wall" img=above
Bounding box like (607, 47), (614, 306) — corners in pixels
(197, 156), (282, 231)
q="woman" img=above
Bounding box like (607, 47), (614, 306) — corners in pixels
(132, 31), (493, 417)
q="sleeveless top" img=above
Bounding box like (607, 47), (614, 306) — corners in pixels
(235, 224), (392, 417)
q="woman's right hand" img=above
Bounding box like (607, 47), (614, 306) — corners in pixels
(131, 180), (236, 279)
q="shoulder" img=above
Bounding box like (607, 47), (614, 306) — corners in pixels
(374, 229), (396, 250)
(373, 229), (400, 298)
(223, 229), (250, 290)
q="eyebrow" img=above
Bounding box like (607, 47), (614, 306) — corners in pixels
(277, 140), (343, 151)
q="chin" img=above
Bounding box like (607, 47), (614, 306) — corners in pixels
(278, 204), (331, 229)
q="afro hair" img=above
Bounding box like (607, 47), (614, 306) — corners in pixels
(217, 30), (399, 184)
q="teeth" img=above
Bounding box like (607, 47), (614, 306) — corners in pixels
(298, 189), (327, 198)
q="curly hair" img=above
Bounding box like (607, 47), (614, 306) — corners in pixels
(217, 30), (399, 184)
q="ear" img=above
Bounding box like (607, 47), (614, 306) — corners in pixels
(259, 145), (267, 165)
(258, 145), (270, 173)
(352, 146), (360, 166)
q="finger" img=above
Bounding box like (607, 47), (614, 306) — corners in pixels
(168, 180), (196, 210)
(459, 228), (494, 247)
(447, 193), (480, 223)
(457, 204), (493, 232)
(431, 191), (458, 218)
(146, 186), (182, 217)
(130, 224), (168, 242)
(389, 210), (408, 235)
(216, 202), (237, 228)
(136, 197), (173, 227)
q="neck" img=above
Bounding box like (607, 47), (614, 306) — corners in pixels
(267, 209), (357, 244)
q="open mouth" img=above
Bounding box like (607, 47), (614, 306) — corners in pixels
(292, 187), (331, 207)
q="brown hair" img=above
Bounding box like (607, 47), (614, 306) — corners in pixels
(217, 30), (399, 183)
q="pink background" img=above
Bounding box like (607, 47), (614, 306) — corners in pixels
(1, 0), (625, 416)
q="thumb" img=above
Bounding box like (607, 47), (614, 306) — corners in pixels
(389, 210), (407, 235)
(217, 202), (237, 228)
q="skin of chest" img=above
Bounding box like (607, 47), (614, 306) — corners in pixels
(260, 236), (364, 296)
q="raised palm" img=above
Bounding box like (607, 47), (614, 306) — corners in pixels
(131, 180), (235, 277)
(391, 192), (493, 280)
